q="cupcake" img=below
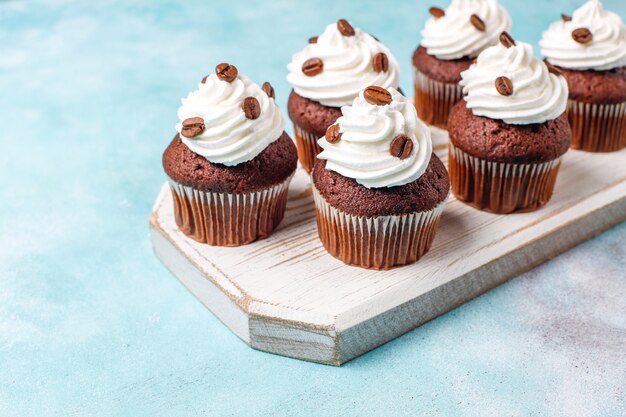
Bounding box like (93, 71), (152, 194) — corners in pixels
(540, 0), (626, 152)
(312, 86), (449, 270)
(287, 19), (401, 172)
(448, 37), (571, 214)
(413, 0), (511, 129)
(162, 64), (297, 246)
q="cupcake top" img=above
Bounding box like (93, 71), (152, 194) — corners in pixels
(286, 19), (400, 108)
(459, 36), (568, 125)
(420, 0), (511, 60)
(176, 64), (284, 167)
(540, 0), (626, 71)
(317, 86), (432, 189)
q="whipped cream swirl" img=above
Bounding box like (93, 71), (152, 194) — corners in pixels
(317, 88), (432, 189)
(287, 23), (400, 107)
(540, 0), (626, 71)
(421, 0), (511, 60)
(460, 41), (568, 125)
(176, 74), (285, 166)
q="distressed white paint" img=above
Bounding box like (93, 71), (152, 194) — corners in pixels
(430, 125), (449, 150)
(150, 145), (626, 365)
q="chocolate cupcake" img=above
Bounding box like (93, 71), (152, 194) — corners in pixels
(312, 86), (449, 270)
(162, 64), (297, 246)
(448, 38), (571, 213)
(413, 0), (511, 129)
(287, 19), (400, 172)
(540, 0), (626, 152)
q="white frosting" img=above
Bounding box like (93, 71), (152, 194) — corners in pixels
(460, 41), (569, 125)
(317, 88), (432, 189)
(287, 23), (400, 107)
(420, 0), (511, 60)
(540, 0), (626, 71)
(176, 74), (285, 166)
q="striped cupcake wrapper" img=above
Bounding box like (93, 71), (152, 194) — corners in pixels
(293, 123), (323, 173)
(312, 182), (446, 270)
(448, 143), (563, 214)
(413, 66), (464, 130)
(567, 99), (626, 152)
(168, 174), (293, 246)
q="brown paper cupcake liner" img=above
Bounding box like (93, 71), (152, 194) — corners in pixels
(293, 123), (322, 173)
(312, 183), (446, 270)
(567, 99), (626, 152)
(448, 143), (562, 214)
(168, 174), (293, 246)
(413, 67), (464, 130)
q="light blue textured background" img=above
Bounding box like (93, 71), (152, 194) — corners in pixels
(1, 1), (625, 416)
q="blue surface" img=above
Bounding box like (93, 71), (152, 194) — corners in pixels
(1, 0), (625, 416)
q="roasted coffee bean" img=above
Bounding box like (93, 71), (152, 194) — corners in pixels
(215, 63), (238, 82)
(429, 6), (445, 18)
(309, 36), (318, 44)
(242, 97), (261, 120)
(201, 75), (209, 84)
(499, 31), (515, 48)
(262, 82), (275, 99)
(495, 76), (513, 96)
(572, 27), (592, 44)
(325, 124), (342, 144)
(373, 52), (389, 73)
(561, 13), (572, 22)
(337, 19), (355, 36)
(363, 86), (392, 106)
(546, 62), (562, 77)
(302, 57), (323, 76)
(390, 134), (414, 160)
(470, 14), (486, 31)
(181, 117), (205, 138)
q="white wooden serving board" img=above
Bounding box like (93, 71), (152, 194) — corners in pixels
(150, 132), (626, 366)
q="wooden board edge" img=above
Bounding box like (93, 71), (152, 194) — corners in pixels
(248, 315), (340, 366)
(335, 195), (626, 364)
(150, 222), (251, 344)
(150, 216), (342, 365)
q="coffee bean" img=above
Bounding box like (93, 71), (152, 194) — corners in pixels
(546, 62), (562, 77)
(495, 76), (513, 96)
(308, 36), (318, 44)
(561, 13), (572, 22)
(363, 86), (392, 106)
(470, 14), (486, 31)
(242, 97), (261, 120)
(302, 57), (323, 76)
(499, 31), (515, 48)
(373, 52), (389, 73)
(325, 124), (342, 144)
(215, 63), (238, 82)
(201, 75), (209, 84)
(337, 19), (355, 36)
(181, 117), (205, 138)
(390, 134), (414, 160)
(429, 6), (445, 18)
(572, 27), (592, 44)
(262, 82), (275, 99)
